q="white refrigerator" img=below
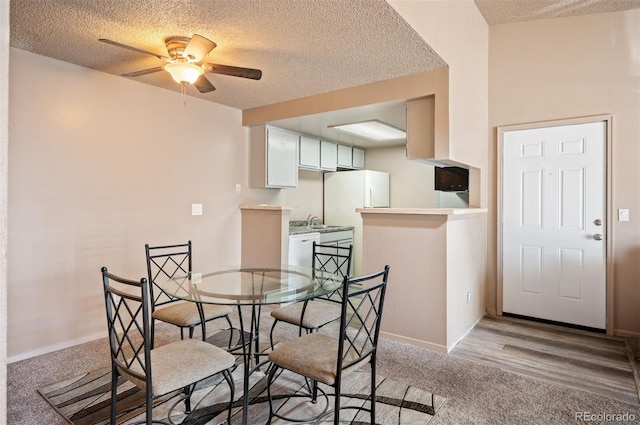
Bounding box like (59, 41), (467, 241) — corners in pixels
(323, 170), (390, 277)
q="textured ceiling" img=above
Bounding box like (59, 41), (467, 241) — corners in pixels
(475, 0), (640, 25)
(9, 0), (445, 110)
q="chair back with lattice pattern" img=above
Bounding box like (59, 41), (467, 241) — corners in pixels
(101, 267), (152, 389)
(312, 242), (353, 303)
(336, 265), (389, 378)
(145, 241), (192, 310)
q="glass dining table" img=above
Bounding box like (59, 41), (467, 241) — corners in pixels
(162, 264), (342, 425)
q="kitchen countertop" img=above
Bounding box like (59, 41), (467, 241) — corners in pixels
(356, 207), (487, 216)
(289, 220), (354, 235)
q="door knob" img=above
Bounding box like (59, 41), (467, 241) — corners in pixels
(593, 233), (603, 241)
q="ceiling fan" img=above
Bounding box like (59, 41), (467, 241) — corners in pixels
(98, 34), (262, 94)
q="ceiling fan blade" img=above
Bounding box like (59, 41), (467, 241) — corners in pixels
(184, 34), (216, 62)
(204, 63), (262, 80)
(122, 66), (164, 77)
(194, 75), (216, 93)
(98, 38), (168, 60)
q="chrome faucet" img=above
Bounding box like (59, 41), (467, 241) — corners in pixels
(306, 214), (320, 226)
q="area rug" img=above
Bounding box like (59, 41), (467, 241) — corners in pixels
(38, 364), (445, 425)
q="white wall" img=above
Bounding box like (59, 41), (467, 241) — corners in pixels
(7, 49), (320, 360)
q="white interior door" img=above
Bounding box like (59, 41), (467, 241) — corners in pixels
(502, 121), (606, 330)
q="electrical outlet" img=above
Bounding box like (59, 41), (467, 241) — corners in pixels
(191, 203), (203, 216)
(466, 291), (471, 304)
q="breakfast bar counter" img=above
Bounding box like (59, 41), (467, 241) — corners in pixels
(356, 207), (488, 353)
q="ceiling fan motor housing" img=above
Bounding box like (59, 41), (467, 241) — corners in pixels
(164, 36), (193, 60)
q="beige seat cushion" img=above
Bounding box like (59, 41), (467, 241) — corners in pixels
(152, 301), (232, 327)
(268, 332), (358, 386)
(270, 300), (341, 330)
(122, 338), (236, 396)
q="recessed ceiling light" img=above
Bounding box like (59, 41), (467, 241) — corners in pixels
(328, 119), (406, 141)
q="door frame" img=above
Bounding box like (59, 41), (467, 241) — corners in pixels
(496, 114), (614, 335)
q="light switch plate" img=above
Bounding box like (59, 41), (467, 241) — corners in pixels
(618, 208), (629, 222)
(192, 203), (203, 216)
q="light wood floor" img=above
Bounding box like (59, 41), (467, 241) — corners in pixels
(450, 315), (640, 406)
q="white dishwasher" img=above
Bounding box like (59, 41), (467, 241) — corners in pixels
(288, 232), (320, 267)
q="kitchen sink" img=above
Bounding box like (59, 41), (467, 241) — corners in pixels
(289, 221), (352, 235)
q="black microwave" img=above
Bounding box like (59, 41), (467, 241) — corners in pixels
(434, 166), (469, 192)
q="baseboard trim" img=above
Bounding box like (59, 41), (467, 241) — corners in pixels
(380, 331), (448, 354)
(615, 329), (640, 339)
(447, 316), (483, 353)
(8, 332), (104, 364)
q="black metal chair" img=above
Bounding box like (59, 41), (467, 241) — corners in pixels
(145, 241), (233, 347)
(269, 242), (353, 348)
(266, 265), (390, 425)
(101, 267), (236, 425)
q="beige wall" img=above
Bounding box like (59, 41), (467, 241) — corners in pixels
(1, 0), (9, 420)
(389, 0), (489, 209)
(7, 49), (321, 360)
(284, 170), (324, 221)
(365, 146), (437, 208)
(489, 11), (640, 336)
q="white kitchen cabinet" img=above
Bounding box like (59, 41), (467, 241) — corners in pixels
(320, 140), (337, 171)
(250, 125), (298, 188)
(352, 147), (364, 169)
(299, 135), (320, 169)
(337, 144), (353, 168)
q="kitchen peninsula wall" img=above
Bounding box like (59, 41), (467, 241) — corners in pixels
(358, 207), (487, 352)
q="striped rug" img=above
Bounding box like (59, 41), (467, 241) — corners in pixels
(38, 330), (445, 424)
(38, 364), (444, 425)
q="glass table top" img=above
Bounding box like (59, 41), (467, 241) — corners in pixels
(162, 265), (342, 306)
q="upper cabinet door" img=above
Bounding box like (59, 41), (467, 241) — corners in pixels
(299, 136), (321, 169)
(267, 127), (299, 188)
(320, 140), (337, 171)
(337, 145), (353, 168)
(352, 147), (365, 169)
(250, 125), (298, 189)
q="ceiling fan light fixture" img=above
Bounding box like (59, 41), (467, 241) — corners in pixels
(163, 61), (204, 85)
